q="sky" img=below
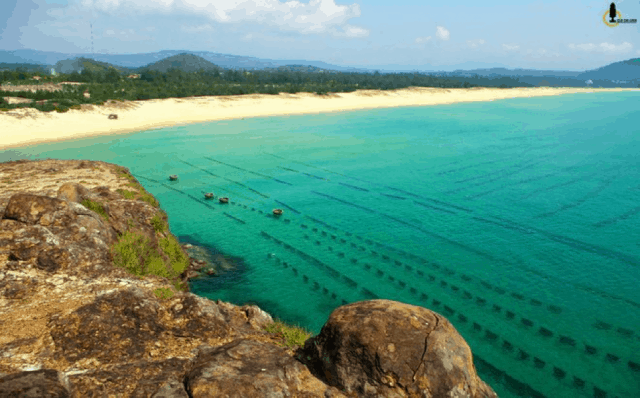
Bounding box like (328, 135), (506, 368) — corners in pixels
(1, 0), (639, 72)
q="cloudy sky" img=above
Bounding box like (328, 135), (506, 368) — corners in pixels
(1, 0), (639, 71)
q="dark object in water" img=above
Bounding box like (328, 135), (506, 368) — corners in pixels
(273, 208), (284, 216)
(628, 361), (640, 372)
(485, 330), (498, 341)
(538, 327), (553, 337)
(553, 367), (566, 380)
(169, 175), (178, 181)
(559, 335), (576, 347)
(108, 113), (118, 119)
(547, 305), (562, 314)
(594, 320), (612, 330)
(502, 340), (514, 352)
(584, 344), (597, 355)
(204, 192), (214, 199)
(505, 311), (515, 320)
(605, 353), (620, 363)
(573, 377), (585, 388)
(521, 318), (534, 327)
(219, 197), (229, 204)
(533, 357), (546, 369)
(517, 349), (530, 361)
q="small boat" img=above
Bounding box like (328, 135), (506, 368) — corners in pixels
(169, 175), (178, 181)
(273, 209), (284, 216)
(219, 197), (229, 204)
(204, 192), (214, 199)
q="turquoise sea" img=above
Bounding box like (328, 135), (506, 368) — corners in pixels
(2, 92), (639, 398)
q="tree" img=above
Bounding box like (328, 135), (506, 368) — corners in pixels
(105, 67), (121, 83)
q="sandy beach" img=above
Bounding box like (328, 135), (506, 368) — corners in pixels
(1, 86), (638, 151)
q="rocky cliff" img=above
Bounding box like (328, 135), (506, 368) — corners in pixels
(0, 158), (497, 397)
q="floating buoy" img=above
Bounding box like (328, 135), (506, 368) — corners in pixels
(169, 175), (178, 181)
(273, 209), (284, 216)
(204, 192), (214, 199)
(219, 197), (229, 204)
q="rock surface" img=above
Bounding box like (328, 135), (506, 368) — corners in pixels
(301, 300), (497, 398)
(0, 158), (496, 397)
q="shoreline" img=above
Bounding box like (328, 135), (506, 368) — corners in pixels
(1, 86), (638, 151)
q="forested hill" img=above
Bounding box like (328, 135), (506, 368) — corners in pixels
(53, 57), (133, 74)
(141, 53), (221, 73)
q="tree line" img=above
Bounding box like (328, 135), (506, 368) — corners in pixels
(1, 65), (539, 112)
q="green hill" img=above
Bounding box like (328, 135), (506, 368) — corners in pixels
(140, 53), (221, 73)
(579, 58), (640, 82)
(53, 57), (131, 74)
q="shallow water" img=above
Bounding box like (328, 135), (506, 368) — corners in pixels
(2, 92), (639, 398)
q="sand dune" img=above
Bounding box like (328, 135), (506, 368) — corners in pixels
(1, 86), (638, 151)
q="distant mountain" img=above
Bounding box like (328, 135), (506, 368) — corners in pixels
(141, 53), (220, 73)
(264, 64), (326, 73)
(0, 62), (50, 72)
(1, 49), (639, 86)
(577, 58), (640, 82)
(446, 68), (582, 78)
(53, 57), (133, 74)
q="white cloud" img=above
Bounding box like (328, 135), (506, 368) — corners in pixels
(77, 0), (368, 37)
(181, 24), (214, 33)
(467, 39), (485, 48)
(502, 44), (519, 51)
(567, 42), (633, 53)
(435, 26), (449, 40)
(415, 36), (431, 44)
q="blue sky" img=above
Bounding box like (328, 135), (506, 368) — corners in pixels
(1, 0), (639, 71)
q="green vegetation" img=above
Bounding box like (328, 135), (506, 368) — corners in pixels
(0, 56), (538, 112)
(153, 287), (174, 300)
(263, 319), (313, 349)
(150, 213), (167, 233)
(110, 229), (189, 290)
(81, 199), (109, 221)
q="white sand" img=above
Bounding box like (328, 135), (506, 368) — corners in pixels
(1, 86), (638, 151)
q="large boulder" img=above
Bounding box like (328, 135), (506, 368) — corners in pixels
(301, 300), (497, 398)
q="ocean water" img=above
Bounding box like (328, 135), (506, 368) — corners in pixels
(2, 92), (639, 398)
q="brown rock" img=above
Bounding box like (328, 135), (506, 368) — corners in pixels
(186, 339), (337, 397)
(0, 369), (70, 397)
(301, 300), (497, 398)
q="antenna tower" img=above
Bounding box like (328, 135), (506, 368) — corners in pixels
(90, 23), (94, 58)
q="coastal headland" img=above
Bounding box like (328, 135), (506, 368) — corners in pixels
(2, 86), (637, 151)
(0, 158), (497, 396)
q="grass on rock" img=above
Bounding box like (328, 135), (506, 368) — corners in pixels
(263, 319), (313, 349)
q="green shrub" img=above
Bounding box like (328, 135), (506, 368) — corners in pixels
(81, 199), (109, 221)
(55, 106), (69, 113)
(150, 213), (166, 233)
(116, 188), (137, 200)
(111, 230), (165, 277)
(264, 319), (313, 348)
(139, 191), (159, 208)
(153, 287), (174, 300)
(159, 234), (189, 276)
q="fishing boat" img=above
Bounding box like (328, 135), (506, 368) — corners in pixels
(219, 197), (229, 204)
(169, 175), (178, 181)
(204, 192), (214, 199)
(273, 209), (284, 216)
